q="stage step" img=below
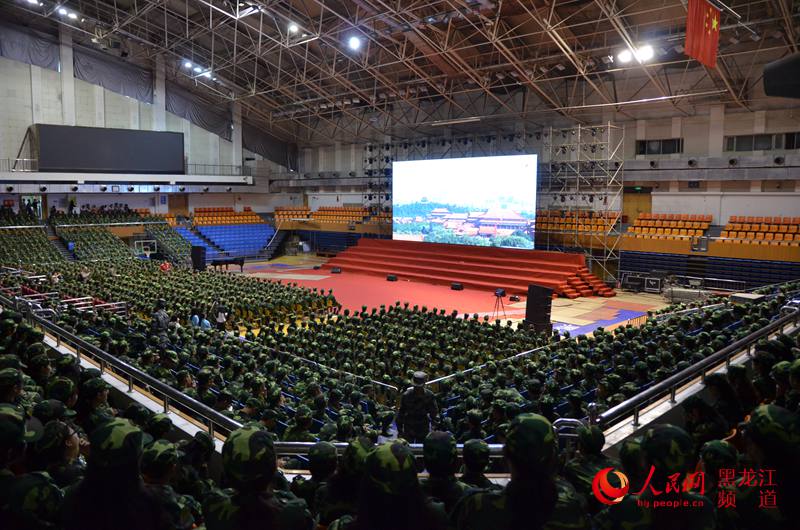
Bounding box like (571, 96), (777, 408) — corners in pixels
(326, 239), (616, 299)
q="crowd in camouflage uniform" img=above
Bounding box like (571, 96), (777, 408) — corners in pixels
(1, 273), (800, 529)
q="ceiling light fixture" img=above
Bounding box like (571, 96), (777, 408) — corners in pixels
(348, 36), (362, 50)
(184, 61), (192, 68)
(635, 44), (654, 61)
(617, 49), (633, 63)
(67, 12), (78, 19)
(57, 7), (67, 15)
(288, 22), (299, 33)
(193, 66), (202, 73)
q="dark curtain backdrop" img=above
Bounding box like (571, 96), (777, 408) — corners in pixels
(0, 22), (59, 70)
(165, 81), (232, 141)
(73, 45), (153, 103)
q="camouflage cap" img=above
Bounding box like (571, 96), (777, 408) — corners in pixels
(770, 361), (791, 382)
(28, 353), (50, 368)
(81, 377), (111, 398)
(504, 413), (555, 469)
(33, 399), (76, 423)
(0, 354), (26, 370)
(141, 439), (182, 476)
(294, 404), (312, 421)
(642, 424), (694, 476)
(462, 439), (490, 469)
(122, 402), (153, 426)
(789, 358), (800, 378)
(222, 424), (277, 487)
(577, 424), (605, 455)
(700, 440), (738, 472)
(739, 404), (800, 450)
(34, 420), (74, 455)
(46, 377), (76, 402)
(145, 413), (173, 438)
(341, 436), (374, 475)
(412, 371), (427, 386)
(190, 431), (215, 457)
(88, 418), (145, 468)
(619, 435), (644, 474)
(309, 440), (337, 465)
(0, 403), (41, 445)
(0, 367), (23, 388)
(423, 431), (457, 474)
(365, 440), (418, 496)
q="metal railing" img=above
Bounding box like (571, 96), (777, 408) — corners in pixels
(186, 164), (252, 177)
(0, 288), (501, 456)
(595, 303), (800, 429)
(0, 158), (38, 172)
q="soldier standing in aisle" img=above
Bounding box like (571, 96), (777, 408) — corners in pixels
(397, 371), (438, 443)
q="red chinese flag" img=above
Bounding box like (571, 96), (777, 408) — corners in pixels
(685, 0), (721, 68)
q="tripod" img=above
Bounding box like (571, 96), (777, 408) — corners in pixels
(491, 294), (506, 320)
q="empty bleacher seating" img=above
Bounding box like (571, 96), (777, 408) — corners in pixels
(310, 206), (369, 223)
(536, 210), (620, 234)
(196, 224), (276, 257)
(626, 213), (711, 239)
(192, 208), (264, 226)
(719, 215), (800, 247)
(274, 207), (311, 222)
(174, 226), (220, 260)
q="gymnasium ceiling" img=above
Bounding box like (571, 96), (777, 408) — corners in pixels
(3, 0), (799, 146)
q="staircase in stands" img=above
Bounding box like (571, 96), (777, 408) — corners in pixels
(260, 231), (286, 260)
(47, 226), (76, 261)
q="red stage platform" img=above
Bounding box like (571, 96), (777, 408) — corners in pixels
(322, 239), (614, 298)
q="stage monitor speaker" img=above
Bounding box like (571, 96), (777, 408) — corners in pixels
(509, 295), (521, 302)
(387, 274), (398, 282)
(764, 53), (800, 99)
(622, 273), (645, 292)
(525, 284), (553, 324)
(190, 246), (206, 271)
(451, 282), (464, 291)
(313, 265), (321, 270)
(331, 267), (342, 274)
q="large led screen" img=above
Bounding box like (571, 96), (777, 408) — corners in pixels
(392, 154), (537, 248)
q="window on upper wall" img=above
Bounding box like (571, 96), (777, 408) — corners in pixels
(724, 132), (800, 151)
(635, 138), (684, 155)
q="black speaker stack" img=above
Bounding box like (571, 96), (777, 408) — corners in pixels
(451, 282), (464, 291)
(190, 246), (206, 271)
(523, 283), (553, 333)
(387, 274), (397, 282)
(331, 267), (342, 274)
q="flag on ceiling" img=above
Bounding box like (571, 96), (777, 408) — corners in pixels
(685, 0), (721, 68)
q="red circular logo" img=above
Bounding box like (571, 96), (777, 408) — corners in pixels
(592, 467), (630, 505)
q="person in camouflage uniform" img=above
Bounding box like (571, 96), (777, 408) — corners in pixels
(291, 441), (337, 512)
(459, 439), (497, 490)
(283, 404), (316, 442)
(397, 371), (439, 443)
(594, 424), (715, 530)
(314, 436), (373, 526)
(0, 402), (63, 529)
(452, 413), (590, 530)
(786, 359), (800, 413)
(421, 430), (472, 513)
(61, 417), (172, 530)
(563, 424), (620, 513)
(31, 419), (85, 488)
(203, 424), (313, 530)
(140, 439), (202, 530)
(328, 439), (447, 530)
(731, 404), (800, 530)
(617, 435), (647, 494)
(174, 431), (217, 500)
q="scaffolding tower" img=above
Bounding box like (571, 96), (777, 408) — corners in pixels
(361, 143), (392, 215)
(539, 123), (624, 283)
